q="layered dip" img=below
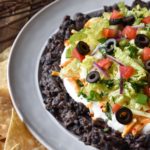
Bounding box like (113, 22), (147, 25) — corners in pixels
(39, 0), (150, 149)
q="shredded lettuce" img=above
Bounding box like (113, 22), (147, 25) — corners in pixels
(118, 1), (128, 15)
(80, 56), (96, 78)
(68, 17), (109, 51)
(60, 59), (80, 78)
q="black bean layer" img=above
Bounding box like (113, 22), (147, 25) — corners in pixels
(39, 0), (150, 149)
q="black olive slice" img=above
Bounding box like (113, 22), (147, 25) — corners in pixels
(76, 41), (90, 55)
(145, 60), (150, 71)
(86, 71), (100, 83)
(105, 39), (116, 54)
(147, 73), (150, 86)
(122, 15), (135, 25)
(109, 18), (123, 25)
(135, 34), (150, 48)
(116, 107), (133, 125)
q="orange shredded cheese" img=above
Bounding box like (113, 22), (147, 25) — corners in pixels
(86, 102), (93, 109)
(64, 40), (70, 47)
(51, 71), (60, 76)
(122, 118), (137, 138)
(122, 116), (150, 138)
(60, 58), (74, 68)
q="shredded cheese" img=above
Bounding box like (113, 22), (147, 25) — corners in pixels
(132, 109), (150, 119)
(51, 71), (60, 76)
(60, 58), (74, 68)
(122, 118), (137, 138)
(122, 116), (150, 137)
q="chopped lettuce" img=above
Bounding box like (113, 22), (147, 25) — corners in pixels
(60, 59), (80, 78)
(131, 5), (150, 18)
(138, 25), (150, 39)
(80, 55), (96, 78)
(68, 17), (109, 51)
(118, 2), (150, 25)
(131, 5), (150, 25)
(81, 82), (107, 97)
(118, 1), (128, 15)
(108, 82), (135, 105)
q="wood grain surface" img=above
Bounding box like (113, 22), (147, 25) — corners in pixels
(0, 0), (54, 52)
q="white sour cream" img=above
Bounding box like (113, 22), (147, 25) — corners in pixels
(61, 47), (150, 134)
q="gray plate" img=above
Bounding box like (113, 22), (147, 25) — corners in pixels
(8, 0), (136, 149)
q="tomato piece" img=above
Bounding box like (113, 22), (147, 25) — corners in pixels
(144, 86), (150, 97)
(97, 58), (112, 70)
(112, 104), (122, 113)
(142, 47), (150, 61)
(102, 28), (117, 38)
(122, 26), (137, 40)
(142, 16), (150, 24)
(120, 66), (135, 79)
(110, 10), (123, 19)
(72, 48), (85, 62)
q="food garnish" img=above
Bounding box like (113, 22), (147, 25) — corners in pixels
(86, 71), (100, 83)
(116, 107), (133, 125)
(51, 1), (150, 138)
(135, 34), (150, 48)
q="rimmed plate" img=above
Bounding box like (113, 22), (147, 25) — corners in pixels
(8, 0), (134, 149)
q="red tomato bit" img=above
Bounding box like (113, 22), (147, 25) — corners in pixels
(110, 10), (124, 19)
(72, 48), (85, 62)
(120, 66), (135, 80)
(102, 28), (118, 38)
(142, 16), (150, 24)
(97, 58), (112, 70)
(144, 86), (150, 97)
(112, 104), (122, 113)
(122, 26), (137, 40)
(142, 47), (150, 62)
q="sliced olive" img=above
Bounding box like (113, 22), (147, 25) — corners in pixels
(122, 15), (135, 25)
(145, 60), (150, 71)
(135, 34), (150, 48)
(86, 71), (100, 83)
(76, 41), (90, 55)
(105, 39), (116, 54)
(116, 107), (133, 125)
(109, 18), (123, 25)
(147, 73), (150, 86)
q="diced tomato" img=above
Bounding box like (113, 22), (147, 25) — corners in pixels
(122, 26), (137, 40)
(97, 58), (112, 70)
(120, 65), (135, 80)
(72, 48), (85, 62)
(142, 47), (150, 62)
(102, 28), (117, 38)
(142, 16), (150, 24)
(110, 10), (124, 19)
(144, 86), (150, 97)
(112, 104), (121, 113)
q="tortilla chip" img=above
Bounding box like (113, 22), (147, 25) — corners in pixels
(4, 109), (46, 150)
(0, 47), (10, 62)
(0, 141), (4, 150)
(0, 59), (10, 98)
(0, 96), (12, 139)
(10, 144), (21, 150)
